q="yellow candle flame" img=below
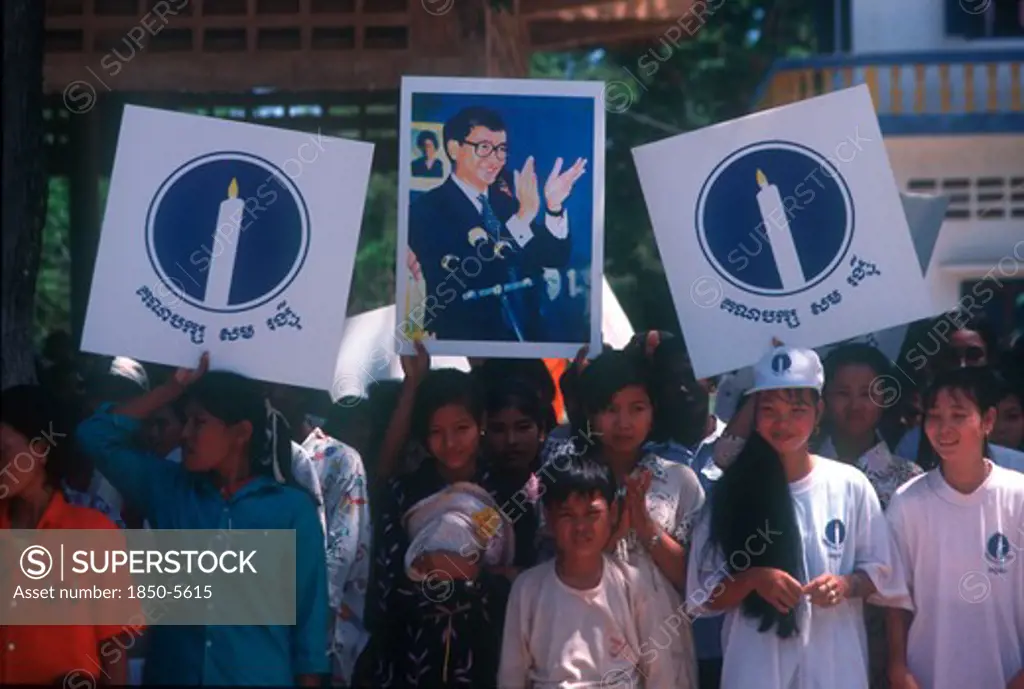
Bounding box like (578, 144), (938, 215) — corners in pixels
(227, 178), (239, 199)
(756, 169), (768, 188)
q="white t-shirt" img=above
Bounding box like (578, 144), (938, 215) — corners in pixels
(687, 456), (901, 689)
(886, 464), (1024, 689)
(498, 556), (674, 689)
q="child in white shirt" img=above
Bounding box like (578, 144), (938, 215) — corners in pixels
(498, 455), (670, 689)
(886, 366), (1024, 689)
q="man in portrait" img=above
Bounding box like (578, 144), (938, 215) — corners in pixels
(407, 106), (587, 342)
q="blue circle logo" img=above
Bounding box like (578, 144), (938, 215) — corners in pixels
(986, 533), (1013, 564)
(696, 141), (855, 297)
(824, 518), (846, 547)
(146, 151), (311, 314)
(771, 353), (792, 374)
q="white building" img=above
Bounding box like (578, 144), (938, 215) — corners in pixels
(755, 0), (1023, 341)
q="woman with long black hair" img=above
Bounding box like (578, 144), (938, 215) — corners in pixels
(687, 345), (900, 689)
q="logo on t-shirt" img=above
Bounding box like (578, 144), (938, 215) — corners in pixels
(823, 518), (846, 557)
(985, 533), (1015, 573)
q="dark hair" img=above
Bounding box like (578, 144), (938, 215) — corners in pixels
(183, 372), (301, 489)
(578, 350), (651, 417)
(916, 366), (1001, 469)
(995, 365), (1022, 403)
(442, 106), (506, 162)
(416, 130), (438, 151)
(1, 385), (76, 488)
(823, 343), (894, 385)
(539, 453), (617, 511)
(411, 369), (484, 445)
(644, 334), (709, 448)
(485, 377), (551, 433)
(476, 359), (556, 407)
(573, 350), (653, 458)
(821, 343), (900, 445)
(558, 365), (583, 427)
(708, 431), (805, 638)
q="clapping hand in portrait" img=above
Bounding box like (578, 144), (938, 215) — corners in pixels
(514, 155), (588, 224)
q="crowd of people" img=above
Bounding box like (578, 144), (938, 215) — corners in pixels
(1, 312), (1022, 688)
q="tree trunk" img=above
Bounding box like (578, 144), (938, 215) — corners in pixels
(1, 0), (47, 388)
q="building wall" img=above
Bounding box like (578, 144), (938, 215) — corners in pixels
(852, 0), (1024, 53)
(884, 134), (1024, 311)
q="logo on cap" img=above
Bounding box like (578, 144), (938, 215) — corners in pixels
(771, 353), (792, 374)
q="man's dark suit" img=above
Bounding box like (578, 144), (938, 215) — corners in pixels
(408, 175), (571, 342)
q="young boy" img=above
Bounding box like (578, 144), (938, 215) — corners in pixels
(498, 455), (670, 689)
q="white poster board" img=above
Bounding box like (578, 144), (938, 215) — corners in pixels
(396, 76), (605, 359)
(633, 85), (933, 379)
(815, 191), (949, 363)
(81, 106), (374, 390)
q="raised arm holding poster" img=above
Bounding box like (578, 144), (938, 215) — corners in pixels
(81, 106), (374, 390)
(396, 77), (605, 359)
(633, 85), (935, 379)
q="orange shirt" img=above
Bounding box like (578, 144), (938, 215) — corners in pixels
(0, 491), (139, 685)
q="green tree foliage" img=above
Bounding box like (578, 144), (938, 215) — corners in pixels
(347, 171), (398, 315)
(35, 178), (71, 347)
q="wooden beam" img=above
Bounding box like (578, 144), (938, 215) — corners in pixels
(519, 0), (607, 15)
(43, 52), (474, 92)
(528, 18), (681, 51)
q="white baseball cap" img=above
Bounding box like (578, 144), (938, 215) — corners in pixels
(746, 345), (824, 395)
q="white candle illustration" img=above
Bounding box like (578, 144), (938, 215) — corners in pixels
(755, 169), (805, 291)
(204, 178), (244, 307)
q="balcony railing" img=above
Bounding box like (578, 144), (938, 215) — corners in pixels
(752, 50), (1024, 134)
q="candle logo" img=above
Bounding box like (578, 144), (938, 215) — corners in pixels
(695, 140), (854, 298)
(145, 151), (311, 313)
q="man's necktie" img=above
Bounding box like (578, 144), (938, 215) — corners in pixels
(476, 193), (525, 340)
(477, 193), (504, 241)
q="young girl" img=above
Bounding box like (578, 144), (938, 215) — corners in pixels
(688, 345), (901, 689)
(820, 344), (922, 509)
(885, 367), (1024, 689)
(75, 354), (329, 686)
(370, 362), (514, 688)
(483, 377), (548, 569)
(819, 344), (924, 689)
(1, 385), (132, 686)
(568, 349), (703, 689)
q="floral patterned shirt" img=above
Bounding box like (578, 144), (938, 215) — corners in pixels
(817, 436), (922, 510)
(609, 452), (705, 560)
(303, 428), (372, 685)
